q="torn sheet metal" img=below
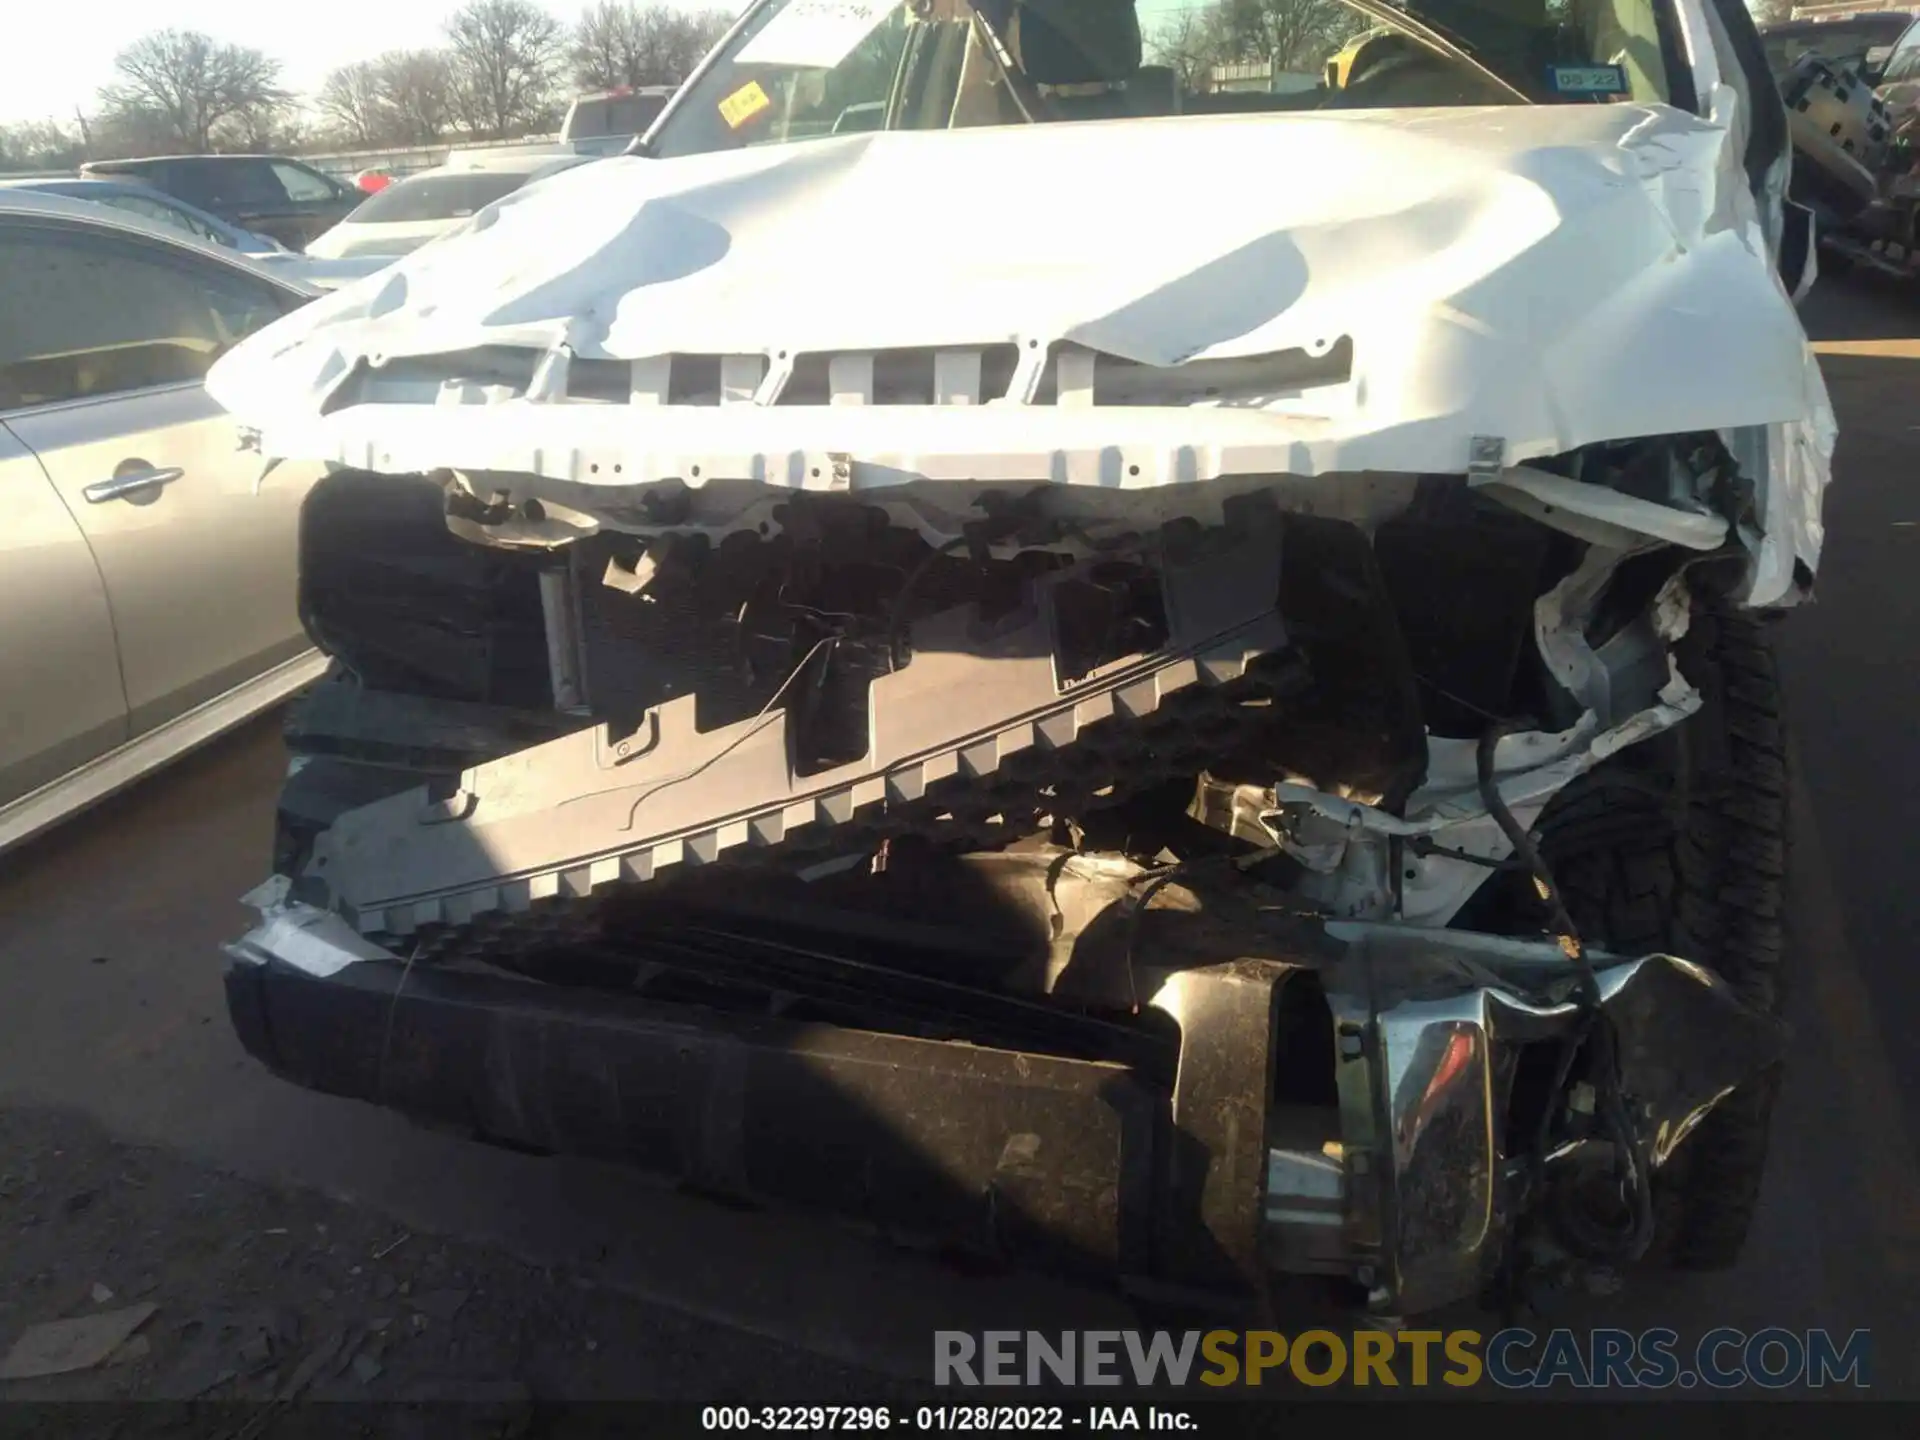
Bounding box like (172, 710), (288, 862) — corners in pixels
(1315, 925), (1789, 1314)
(1475, 465), (1729, 551)
(1719, 349), (1838, 607)
(1221, 538), (1700, 927)
(1255, 660), (1700, 925)
(1534, 541), (1667, 725)
(206, 102), (1830, 596)
(227, 878), (401, 978)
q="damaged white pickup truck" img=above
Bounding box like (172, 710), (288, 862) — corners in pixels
(211, 0), (1833, 1318)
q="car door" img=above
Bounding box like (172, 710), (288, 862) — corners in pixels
(1877, 18), (1920, 135)
(0, 213), (322, 739)
(157, 158), (293, 247)
(96, 189), (231, 249)
(0, 424), (127, 818)
(265, 160), (360, 247)
(1880, 18), (1920, 85)
(171, 158), (354, 250)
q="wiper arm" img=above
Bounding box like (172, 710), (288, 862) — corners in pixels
(1338, 0), (1531, 104)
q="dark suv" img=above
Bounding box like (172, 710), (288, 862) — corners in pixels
(78, 155), (360, 251)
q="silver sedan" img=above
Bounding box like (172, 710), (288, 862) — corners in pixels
(0, 191), (329, 854)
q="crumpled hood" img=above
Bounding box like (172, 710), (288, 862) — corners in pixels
(215, 102), (1809, 408)
(209, 100), (1834, 597)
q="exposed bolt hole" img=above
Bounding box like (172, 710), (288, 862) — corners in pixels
(590, 463), (600, 474)
(691, 465), (702, 478)
(613, 464), (623, 474)
(1127, 464), (1140, 477)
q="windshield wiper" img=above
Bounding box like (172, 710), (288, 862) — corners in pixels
(1337, 0), (1531, 104)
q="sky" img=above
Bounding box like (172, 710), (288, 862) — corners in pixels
(5, 0), (1193, 127)
(2, 1), (600, 126)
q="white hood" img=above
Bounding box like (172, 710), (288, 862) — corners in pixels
(210, 100), (1834, 597)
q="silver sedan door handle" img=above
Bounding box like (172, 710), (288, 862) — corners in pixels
(84, 466), (185, 504)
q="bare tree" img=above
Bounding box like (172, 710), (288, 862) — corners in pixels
(445, 0), (566, 140)
(316, 51), (459, 148)
(1208, 0), (1361, 74)
(571, 1), (730, 90)
(1146, 5), (1217, 91)
(0, 119), (85, 171)
(215, 98), (303, 152)
(376, 50), (458, 144)
(89, 105), (183, 160)
(99, 29), (288, 153)
(1147, 0), (1364, 90)
(318, 61), (388, 146)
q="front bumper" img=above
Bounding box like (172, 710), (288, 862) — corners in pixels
(225, 901), (1787, 1314)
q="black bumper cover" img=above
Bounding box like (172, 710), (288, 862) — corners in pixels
(224, 952), (1278, 1301)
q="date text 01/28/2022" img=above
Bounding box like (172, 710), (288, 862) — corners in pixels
(701, 1407), (1196, 1431)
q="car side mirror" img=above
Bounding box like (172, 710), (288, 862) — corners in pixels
(1778, 199), (1818, 303)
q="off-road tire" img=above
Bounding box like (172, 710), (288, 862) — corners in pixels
(1523, 584), (1789, 1270)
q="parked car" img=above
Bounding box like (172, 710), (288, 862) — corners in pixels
(212, 0), (1830, 1322)
(78, 154), (361, 250)
(560, 85), (675, 155)
(303, 152), (596, 261)
(1762, 10), (1920, 276)
(0, 177), (389, 292)
(0, 191), (330, 854)
(1761, 9), (1913, 81)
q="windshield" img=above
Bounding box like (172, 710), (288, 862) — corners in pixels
(649, 0), (1681, 158)
(346, 171), (533, 224)
(567, 93), (672, 138)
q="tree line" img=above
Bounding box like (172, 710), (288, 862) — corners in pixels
(0, 0), (1806, 171)
(0, 0), (732, 169)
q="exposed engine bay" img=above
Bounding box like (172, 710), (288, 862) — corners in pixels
(213, 0), (1822, 1320)
(248, 426), (1787, 1317)
(286, 438), (1717, 950)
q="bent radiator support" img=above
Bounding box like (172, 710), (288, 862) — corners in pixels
(300, 507), (1300, 953)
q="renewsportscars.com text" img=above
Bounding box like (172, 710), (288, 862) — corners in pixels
(933, 1328), (1872, 1390)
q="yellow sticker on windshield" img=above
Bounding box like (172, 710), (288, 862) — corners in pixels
(720, 81), (773, 129)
